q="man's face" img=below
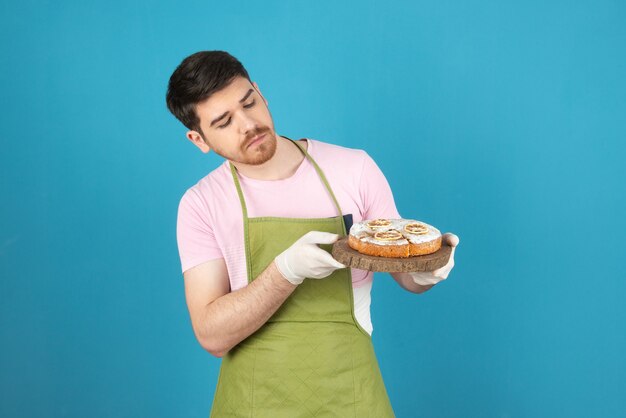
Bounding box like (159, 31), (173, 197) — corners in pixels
(187, 76), (277, 166)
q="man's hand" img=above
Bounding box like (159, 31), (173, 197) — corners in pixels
(408, 232), (459, 286)
(274, 231), (347, 285)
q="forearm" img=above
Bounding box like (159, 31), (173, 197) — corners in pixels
(198, 261), (297, 357)
(390, 272), (434, 294)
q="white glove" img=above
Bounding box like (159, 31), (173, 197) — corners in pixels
(274, 231), (346, 285)
(409, 233), (459, 286)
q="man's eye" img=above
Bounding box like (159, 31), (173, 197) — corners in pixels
(217, 100), (255, 128)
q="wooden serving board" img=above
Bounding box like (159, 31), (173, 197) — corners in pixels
(331, 237), (452, 272)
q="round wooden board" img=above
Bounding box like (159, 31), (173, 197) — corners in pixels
(331, 237), (452, 272)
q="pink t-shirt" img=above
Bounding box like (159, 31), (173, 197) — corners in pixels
(176, 138), (401, 292)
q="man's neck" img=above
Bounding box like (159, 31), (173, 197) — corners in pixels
(230, 135), (308, 181)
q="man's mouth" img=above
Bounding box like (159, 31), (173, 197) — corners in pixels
(247, 133), (266, 148)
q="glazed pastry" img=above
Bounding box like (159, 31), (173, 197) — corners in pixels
(348, 219), (442, 258)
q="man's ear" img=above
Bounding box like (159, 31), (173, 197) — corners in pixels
(252, 81), (268, 106)
(185, 130), (211, 154)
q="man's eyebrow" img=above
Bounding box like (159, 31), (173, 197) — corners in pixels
(239, 88), (254, 103)
(209, 88), (255, 127)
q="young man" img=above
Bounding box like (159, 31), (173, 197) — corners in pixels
(166, 50), (459, 417)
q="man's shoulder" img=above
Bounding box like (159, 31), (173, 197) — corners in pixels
(308, 138), (368, 165)
(178, 161), (231, 207)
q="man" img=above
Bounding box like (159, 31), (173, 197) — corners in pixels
(166, 50), (459, 417)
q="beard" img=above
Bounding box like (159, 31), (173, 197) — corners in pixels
(207, 127), (278, 166)
(240, 129), (277, 166)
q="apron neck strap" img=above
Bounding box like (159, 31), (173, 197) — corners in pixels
(289, 138), (344, 218)
(230, 160), (249, 220)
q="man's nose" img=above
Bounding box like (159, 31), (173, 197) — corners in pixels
(237, 111), (258, 134)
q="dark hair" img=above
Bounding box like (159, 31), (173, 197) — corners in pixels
(166, 50), (251, 135)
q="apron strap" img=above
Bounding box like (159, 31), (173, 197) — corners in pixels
(288, 138), (345, 228)
(229, 161), (249, 220)
(229, 162), (253, 280)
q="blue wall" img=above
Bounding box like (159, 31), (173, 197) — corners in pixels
(1, 1), (625, 417)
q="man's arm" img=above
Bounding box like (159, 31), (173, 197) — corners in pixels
(183, 231), (345, 358)
(390, 232), (460, 293)
(389, 272), (435, 293)
(184, 258), (296, 358)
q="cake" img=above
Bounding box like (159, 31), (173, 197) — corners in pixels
(348, 219), (442, 258)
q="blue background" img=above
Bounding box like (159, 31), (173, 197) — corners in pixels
(1, 1), (625, 417)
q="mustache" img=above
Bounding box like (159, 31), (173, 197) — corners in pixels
(244, 128), (270, 146)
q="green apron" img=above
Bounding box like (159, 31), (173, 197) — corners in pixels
(209, 138), (395, 417)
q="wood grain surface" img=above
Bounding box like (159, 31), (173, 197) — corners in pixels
(331, 237), (452, 272)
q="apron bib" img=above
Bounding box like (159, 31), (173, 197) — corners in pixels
(209, 138), (395, 417)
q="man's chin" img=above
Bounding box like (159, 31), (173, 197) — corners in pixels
(245, 136), (277, 166)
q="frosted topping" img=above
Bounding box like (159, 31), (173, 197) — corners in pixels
(350, 218), (441, 245)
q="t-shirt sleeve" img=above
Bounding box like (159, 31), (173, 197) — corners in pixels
(358, 151), (402, 220)
(176, 189), (223, 273)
